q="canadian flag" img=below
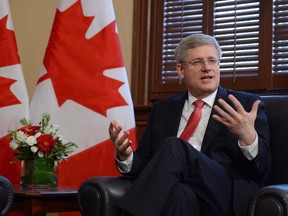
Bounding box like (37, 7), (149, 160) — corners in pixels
(30, 0), (137, 187)
(0, 0), (30, 184)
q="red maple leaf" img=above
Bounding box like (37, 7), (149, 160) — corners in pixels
(0, 76), (21, 107)
(0, 15), (20, 67)
(0, 15), (21, 108)
(38, 1), (128, 116)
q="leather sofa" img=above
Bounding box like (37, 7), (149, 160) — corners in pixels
(78, 95), (288, 216)
(0, 176), (14, 216)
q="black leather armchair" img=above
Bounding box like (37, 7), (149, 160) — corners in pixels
(78, 176), (132, 216)
(78, 95), (288, 216)
(0, 176), (14, 216)
(248, 95), (288, 216)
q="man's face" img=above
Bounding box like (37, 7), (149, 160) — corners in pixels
(176, 45), (220, 98)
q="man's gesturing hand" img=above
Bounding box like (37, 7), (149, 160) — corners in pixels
(212, 94), (260, 147)
(109, 120), (133, 161)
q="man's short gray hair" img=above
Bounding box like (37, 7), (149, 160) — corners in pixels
(175, 34), (222, 63)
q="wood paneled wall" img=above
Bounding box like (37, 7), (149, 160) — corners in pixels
(134, 106), (151, 141)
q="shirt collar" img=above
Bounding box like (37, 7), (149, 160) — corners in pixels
(187, 89), (218, 109)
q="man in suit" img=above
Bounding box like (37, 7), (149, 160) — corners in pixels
(109, 34), (270, 216)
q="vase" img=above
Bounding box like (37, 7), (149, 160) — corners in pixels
(20, 158), (58, 188)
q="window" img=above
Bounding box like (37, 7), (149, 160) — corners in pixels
(162, 1), (204, 84)
(131, 0), (288, 106)
(214, 1), (260, 79)
(273, 0), (288, 74)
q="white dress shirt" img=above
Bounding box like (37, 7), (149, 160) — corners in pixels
(177, 90), (217, 151)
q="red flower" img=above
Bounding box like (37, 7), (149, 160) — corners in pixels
(19, 125), (41, 136)
(37, 134), (56, 153)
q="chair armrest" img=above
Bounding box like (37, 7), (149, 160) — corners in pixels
(248, 184), (288, 216)
(0, 176), (14, 216)
(78, 176), (133, 216)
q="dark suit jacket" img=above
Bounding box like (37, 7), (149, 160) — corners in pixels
(126, 86), (270, 216)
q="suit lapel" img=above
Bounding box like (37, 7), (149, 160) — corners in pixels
(164, 92), (187, 137)
(201, 87), (229, 153)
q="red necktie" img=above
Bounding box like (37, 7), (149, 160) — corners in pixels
(180, 99), (205, 141)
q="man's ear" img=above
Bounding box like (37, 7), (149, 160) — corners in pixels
(176, 63), (184, 79)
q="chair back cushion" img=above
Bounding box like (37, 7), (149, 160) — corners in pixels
(261, 95), (288, 185)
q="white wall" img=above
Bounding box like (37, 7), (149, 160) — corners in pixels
(9, 0), (134, 101)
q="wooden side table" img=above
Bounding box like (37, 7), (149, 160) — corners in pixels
(12, 185), (80, 216)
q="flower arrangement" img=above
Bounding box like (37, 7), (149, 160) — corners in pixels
(9, 113), (77, 161)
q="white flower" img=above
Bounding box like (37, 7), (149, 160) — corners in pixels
(31, 146), (38, 153)
(10, 141), (19, 150)
(57, 135), (68, 144)
(34, 132), (42, 138)
(25, 136), (37, 146)
(44, 124), (59, 135)
(38, 151), (44, 158)
(16, 131), (27, 143)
